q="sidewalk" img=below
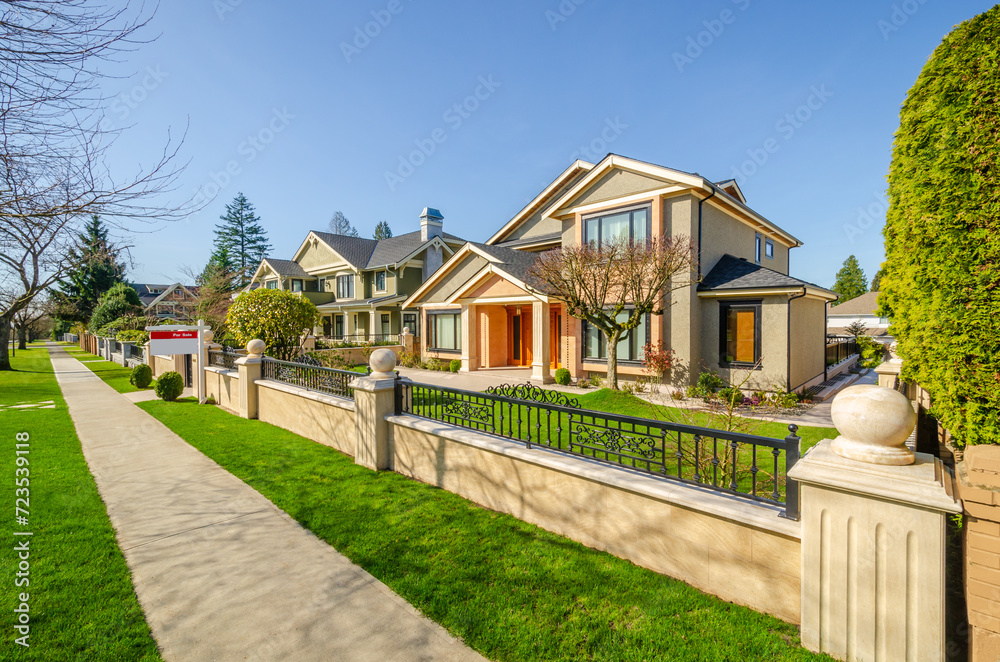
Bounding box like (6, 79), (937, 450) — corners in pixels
(48, 344), (486, 662)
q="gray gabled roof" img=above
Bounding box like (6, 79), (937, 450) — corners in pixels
(698, 254), (832, 293)
(364, 230), (464, 269)
(494, 231), (563, 250)
(310, 232), (379, 270)
(262, 258), (312, 278)
(828, 291), (880, 315)
(471, 242), (545, 290)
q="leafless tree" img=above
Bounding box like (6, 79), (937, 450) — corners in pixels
(12, 296), (50, 349)
(528, 236), (697, 389)
(0, 1), (194, 370)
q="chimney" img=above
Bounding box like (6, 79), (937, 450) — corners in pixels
(420, 207), (443, 242)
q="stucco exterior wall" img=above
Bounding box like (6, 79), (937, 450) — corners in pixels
(419, 255), (489, 304)
(296, 239), (342, 271)
(205, 367), (240, 412)
(665, 195), (701, 386)
(480, 306), (508, 368)
(699, 202), (789, 276)
(571, 170), (666, 208)
(700, 295), (790, 391)
(389, 417), (801, 623)
(257, 380), (355, 456)
(789, 297), (827, 391)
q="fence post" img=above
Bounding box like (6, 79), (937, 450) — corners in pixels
(236, 339), (265, 420)
(788, 384), (961, 661)
(350, 348), (400, 471)
(780, 424), (800, 521)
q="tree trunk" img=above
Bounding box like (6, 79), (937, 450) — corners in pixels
(606, 329), (622, 390)
(0, 318), (12, 370)
(17, 325), (27, 350)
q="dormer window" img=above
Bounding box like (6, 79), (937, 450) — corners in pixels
(375, 271), (386, 292)
(583, 205), (650, 247)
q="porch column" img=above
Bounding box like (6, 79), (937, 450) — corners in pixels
(460, 304), (478, 372)
(346, 312), (356, 339)
(531, 300), (552, 383)
(369, 311), (378, 341)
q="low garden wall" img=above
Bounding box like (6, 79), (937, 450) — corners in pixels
(204, 367), (240, 413)
(150, 354), (176, 378)
(256, 380), (355, 456)
(387, 415), (802, 624)
(311, 345), (404, 367)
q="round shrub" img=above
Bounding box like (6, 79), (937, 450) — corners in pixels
(129, 364), (153, 389)
(449, 359), (462, 373)
(154, 371), (184, 401)
(554, 368), (571, 385)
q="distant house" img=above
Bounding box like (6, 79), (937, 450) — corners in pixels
(248, 208), (468, 341)
(133, 283), (198, 320)
(827, 291), (892, 340)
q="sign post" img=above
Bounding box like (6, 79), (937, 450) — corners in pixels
(146, 321), (212, 404)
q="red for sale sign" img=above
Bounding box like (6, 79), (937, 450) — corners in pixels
(150, 330), (199, 356)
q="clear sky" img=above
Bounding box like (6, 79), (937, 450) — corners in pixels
(107, 0), (995, 289)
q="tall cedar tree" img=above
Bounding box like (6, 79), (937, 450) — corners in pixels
(373, 220), (393, 240)
(831, 255), (868, 305)
(328, 211), (359, 237)
(214, 193), (271, 287)
(879, 7), (1000, 446)
(51, 215), (126, 323)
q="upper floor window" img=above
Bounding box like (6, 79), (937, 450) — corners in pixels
(375, 271), (386, 292)
(765, 239), (774, 260)
(265, 280), (278, 290)
(755, 234), (762, 263)
(583, 205), (650, 247)
(336, 275), (354, 299)
(291, 279), (303, 292)
(318, 277), (326, 292)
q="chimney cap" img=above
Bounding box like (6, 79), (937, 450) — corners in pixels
(420, 207), (443, 221)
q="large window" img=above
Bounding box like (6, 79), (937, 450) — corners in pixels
(719, 301), (761, 366)
(428, 312), (461, 352)
(374, 271), (386, 292)
(582, 312), (649, 362)
(336, 275), (354, 299)
(291, 279), (303, 292)
(583, 205), (650, 247)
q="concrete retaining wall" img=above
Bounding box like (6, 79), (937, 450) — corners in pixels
(257, 380), (355, 456)
(205, 367), (240, 412)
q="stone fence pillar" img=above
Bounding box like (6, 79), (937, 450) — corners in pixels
(350, 348), (400, 471)
(789, 384), (961, 661)
(236, 339), (265, 420)
(401, 327), (414, 355)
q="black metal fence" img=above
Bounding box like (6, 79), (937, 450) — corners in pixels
(323, 334), (400, 346)
(127, 344), (145, 363)
(261, 357), (358, 400)
(395, 381), (801, 519)
(826, 336), (859, 366)
(208, 349), (241, 370)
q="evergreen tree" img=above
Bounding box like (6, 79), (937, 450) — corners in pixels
(831, 255), (868, 306)
(373, 220), (393, 240)
(51, 215), (126, 323)
(870, 266), (886, 292)
(328, 211), (359, 237)
(214, 193), (271, 287)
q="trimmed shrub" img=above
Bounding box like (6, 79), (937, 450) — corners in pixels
(226, 288), (320, 361)
(879, 7), (1000, 446)
(154, 371), (184, 402)
(449, 359), (462, 373)
(554, 368), (571, 385)
(129, 364), (153, 389)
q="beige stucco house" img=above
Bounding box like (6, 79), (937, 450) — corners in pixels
(403, 154), (837, 391)
(249, 208), (466, 342)
(134, 283), (198, 321)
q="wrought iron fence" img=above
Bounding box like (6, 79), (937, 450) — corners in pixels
(208, 349), (241, 370)
(396, 381), (801, 519)
(261, 356), (358, 400)
(127, 344), (145, 362)
(826, 337), (858, 366)
(323, 333), (400, 346)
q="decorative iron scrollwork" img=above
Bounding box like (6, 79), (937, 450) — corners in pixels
(445, 399), (492, 424)
(574, 425), (658, 459)
(484, 383), (580, 409)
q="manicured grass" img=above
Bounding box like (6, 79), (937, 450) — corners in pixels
(79, 359), (152, 393)
(139, 398), (830, 662)
(0, 347), (161, 661)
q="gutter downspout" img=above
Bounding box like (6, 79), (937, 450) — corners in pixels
(787, 287), (807, 392)
(696, 184), (718, 281)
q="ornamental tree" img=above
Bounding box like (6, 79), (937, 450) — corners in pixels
(528, 236), (696, 390)
(879, 6), (1000, 446)
(226, 288), (319, 360)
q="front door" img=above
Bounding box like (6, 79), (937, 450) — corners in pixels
(507, 308), (533, 367)
(550, 309), (562, 369)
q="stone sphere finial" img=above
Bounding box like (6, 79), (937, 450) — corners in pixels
(247, 339), (266, 357)
(402, 326), (411, 335)
(830, 384), (916, 465)
(203, 329), (214, 343)
(369, 348), (397, 378)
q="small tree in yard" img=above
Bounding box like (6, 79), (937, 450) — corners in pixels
(226, 288), (319, 361)
(528, 236), (696, 390)
(844, 320), (868, 338)
(831, 256), (868, 305)
(89, 283), (144, 334)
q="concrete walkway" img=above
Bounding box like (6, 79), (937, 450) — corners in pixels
(48, 344), (486, 662)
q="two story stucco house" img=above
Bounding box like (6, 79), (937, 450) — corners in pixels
(403, 154), (837, 391)
(249, 208), (467, 341)
(134, 283), (198, 320)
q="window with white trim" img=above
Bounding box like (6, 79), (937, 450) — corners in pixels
(427, 312), (462, 352)
(336, 275), (354, 299)
(375, 271), (386, 292)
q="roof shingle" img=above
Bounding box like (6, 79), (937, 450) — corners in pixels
(698, 254), (832, 293)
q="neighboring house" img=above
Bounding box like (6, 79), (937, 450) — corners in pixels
(827, 291), (892, 341)
(248, 208), (467, 341)
(402, 154), (838, 391)
(133, 283), (199, 320)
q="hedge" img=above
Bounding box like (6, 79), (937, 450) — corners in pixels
(879, 7), (1000, 446)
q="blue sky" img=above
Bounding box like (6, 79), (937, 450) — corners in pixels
(108, 0), (995, 288)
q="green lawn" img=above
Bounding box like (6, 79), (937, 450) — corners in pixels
(78, 358), (153, 393)
(0, 347), (161, 661)
(139, 397), (830, 662)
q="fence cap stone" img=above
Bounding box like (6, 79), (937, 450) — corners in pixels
(830, 384), (916, 465)
(247, 339), (266, 357)
(369, 348), (396, 378)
